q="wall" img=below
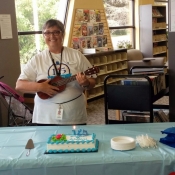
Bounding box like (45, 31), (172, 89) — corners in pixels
(135, 0), (154, 49)
(0, 0), (21, 126)
(139, 0), (154, 5)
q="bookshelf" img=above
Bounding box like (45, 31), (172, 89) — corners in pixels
(84, 49), (128, 100)
(140, 4), (167, 63)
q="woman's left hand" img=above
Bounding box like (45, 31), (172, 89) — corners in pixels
(76, 72), (90, 87)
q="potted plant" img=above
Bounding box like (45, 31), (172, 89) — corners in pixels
(124, 40), (132, 49)
(117, 40), (125, 48)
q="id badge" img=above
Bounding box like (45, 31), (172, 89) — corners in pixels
(56, 105), (63, 120)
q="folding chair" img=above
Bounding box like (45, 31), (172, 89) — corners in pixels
(0, 82), (33, 126)
(104, 74), (154, 124)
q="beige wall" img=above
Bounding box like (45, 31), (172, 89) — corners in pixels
(139, 0), (154, 5)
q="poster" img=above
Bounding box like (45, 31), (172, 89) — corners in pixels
(0, 14), (13, 39)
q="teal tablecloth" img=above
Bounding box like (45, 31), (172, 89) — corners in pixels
(0, 123), (175, 175)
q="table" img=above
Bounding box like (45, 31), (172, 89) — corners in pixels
(0, 123), (175, 175)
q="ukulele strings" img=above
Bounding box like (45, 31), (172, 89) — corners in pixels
(52, 75), (77, 86)
(51, 67), (96, 87)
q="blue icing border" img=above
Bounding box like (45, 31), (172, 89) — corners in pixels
(47, 139), (99, 153)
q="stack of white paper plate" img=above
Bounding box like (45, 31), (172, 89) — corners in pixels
(111, 136), (136, 151)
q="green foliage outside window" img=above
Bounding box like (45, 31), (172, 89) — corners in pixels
(15, 0), (59, 64)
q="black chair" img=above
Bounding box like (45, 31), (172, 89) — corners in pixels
(129, 66), (169, 108)
(0, 82), (33, 126)
(104, 74), (154, 124)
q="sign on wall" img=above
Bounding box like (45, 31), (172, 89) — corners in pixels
(0, 14), (13, 39)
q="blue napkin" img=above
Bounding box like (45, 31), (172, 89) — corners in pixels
(160, 127), (175, 148)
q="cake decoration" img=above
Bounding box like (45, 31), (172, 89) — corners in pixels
(45, 128), (99, 153)
(51, 134), (67, 142)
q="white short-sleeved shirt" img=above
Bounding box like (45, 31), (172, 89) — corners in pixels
(18, 47), (96, 124)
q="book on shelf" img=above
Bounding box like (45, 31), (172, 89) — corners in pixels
(73, 24), (82, 37)
(95, 10), (101, 22)
(89, 9), (96, 23)
(86, 37), (93, 48)
(154, 111), (162, 122)
(123, 111), (150, 123)
(102, 35), (108, 47)
(121, 75), (161, 95)
(156, 74), (166, 93)
(152, 8), (162, 16)
(79, 37), (87, 49)
(153, 18), (157, 23)
(152, 8), (156, 16)
(87, 23), (94, 36)
(156, 110), (169, 122)
(81, 23), (88, 36)
(72, 37), (80, 50)
(98, 22), (104, 35)
(75, 9), (84, 23)
(97, 35), (103, 47)
(150, 76), (158, 95)
(121, 78), (149, 85)
(93, 23), (99, 35)
(83, 9), (90, 22)
(92, 36), (98, 48)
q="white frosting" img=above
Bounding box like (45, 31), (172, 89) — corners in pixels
(47, 141), (96, 151)
(47, 134), (96, 152)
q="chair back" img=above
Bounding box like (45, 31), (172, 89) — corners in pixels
(127, 49), (143, 61)
(104, 74), (154, 124)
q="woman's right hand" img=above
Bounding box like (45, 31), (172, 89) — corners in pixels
(39, 79), (59, 97)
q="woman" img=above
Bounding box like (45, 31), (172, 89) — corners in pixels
(16, 19), (96, 125)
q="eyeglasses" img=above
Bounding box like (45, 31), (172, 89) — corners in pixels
(43, 30), (62, 37)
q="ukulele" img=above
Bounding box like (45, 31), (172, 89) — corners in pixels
(37, 66), (99, 99)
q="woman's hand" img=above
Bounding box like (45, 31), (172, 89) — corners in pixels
(76, 72), (96, 90)
(39, 79), (59, 97)
(76, 72), (90, 87)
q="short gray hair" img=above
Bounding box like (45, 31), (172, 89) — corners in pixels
(42, 19), (65, 34)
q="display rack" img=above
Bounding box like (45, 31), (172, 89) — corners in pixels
(140, 4), (167, 63)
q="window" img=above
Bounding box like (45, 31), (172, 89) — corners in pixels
(103, 0), (135, 49)
(15, 0), (69, 65)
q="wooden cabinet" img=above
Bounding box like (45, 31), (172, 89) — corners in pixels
(140, 4), (167, 62)
(84, 49), (128, 100)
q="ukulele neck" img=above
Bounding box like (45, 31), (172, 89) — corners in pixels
(51, 74), (80, 87)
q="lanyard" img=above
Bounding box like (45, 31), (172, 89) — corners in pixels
(49, 47), (64, 76)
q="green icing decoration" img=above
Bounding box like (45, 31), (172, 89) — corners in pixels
(51, 134), (67, 142)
